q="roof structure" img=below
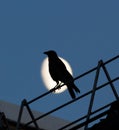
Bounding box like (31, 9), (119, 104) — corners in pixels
(0, 100), (79, 130)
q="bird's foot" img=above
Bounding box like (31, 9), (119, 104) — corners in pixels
(56, 83), (62, 90)
(53, 84), (61, 93)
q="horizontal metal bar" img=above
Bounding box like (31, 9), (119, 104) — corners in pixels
(27, 86), (57, 104)
(69, 109), (109, 130)
(74, 55), (119, 81)
(58, 101), (114, 130)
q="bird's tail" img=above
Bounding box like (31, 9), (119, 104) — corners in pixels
(67, 86), (76, 99)
(67, 82), (80, 99)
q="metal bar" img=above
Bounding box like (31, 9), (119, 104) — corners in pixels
(74, 55), (119, 81)
(0, 112), (10, 130)
(16, 100), (25, 130)
(26, 67), (96, 105)
(24, 77), (119, 127)
(27, 65), (97, 105)
(103, 55), (119, 65)
(101, 60), (119, 100)
(23, 99), (40, 129)
(27, 85), (58, 105)
(69, 109), (109, 130)
(58, 101), (113, 130)
(84, 60), (102, 130)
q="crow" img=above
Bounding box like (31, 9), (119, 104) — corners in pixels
(44, 50), (80, 99)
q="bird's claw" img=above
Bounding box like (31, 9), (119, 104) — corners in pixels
(53, 84), (61, 93)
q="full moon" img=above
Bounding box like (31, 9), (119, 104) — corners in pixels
(41, 57), (73, 93)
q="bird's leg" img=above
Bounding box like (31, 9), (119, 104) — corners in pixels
(53, 81), (60, 92)
(57, 82), (62, 90)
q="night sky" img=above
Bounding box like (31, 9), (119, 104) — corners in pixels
(0, 1), (119, 123)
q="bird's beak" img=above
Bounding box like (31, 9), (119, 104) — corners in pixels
(43, 51), (47, 55)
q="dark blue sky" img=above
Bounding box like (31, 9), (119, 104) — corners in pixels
(0, 1), (119, 122)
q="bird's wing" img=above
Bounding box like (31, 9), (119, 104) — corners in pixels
(55, 58), (74, 82)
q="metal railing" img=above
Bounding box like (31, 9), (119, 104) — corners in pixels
(16, 55), (119, 130)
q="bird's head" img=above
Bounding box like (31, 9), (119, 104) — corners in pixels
(44, 50), (58, 57)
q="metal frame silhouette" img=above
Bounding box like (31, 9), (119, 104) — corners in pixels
(16, 55), (119, 130)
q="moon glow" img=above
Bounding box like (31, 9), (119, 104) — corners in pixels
(41, 57), (73, 94)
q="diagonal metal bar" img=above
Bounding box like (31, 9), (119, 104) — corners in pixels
(23, 99), (40, 129)
(27, 84), (59, 105)
(101, 60), (119, 100)
(16, 100), (25, 130)
(84, 60), (102, 130)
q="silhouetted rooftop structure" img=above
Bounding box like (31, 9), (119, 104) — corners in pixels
(0, 100), (70, 130)
(88, 100), (119, 130)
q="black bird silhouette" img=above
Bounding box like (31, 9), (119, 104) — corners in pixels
(44, 50), (80, 99)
